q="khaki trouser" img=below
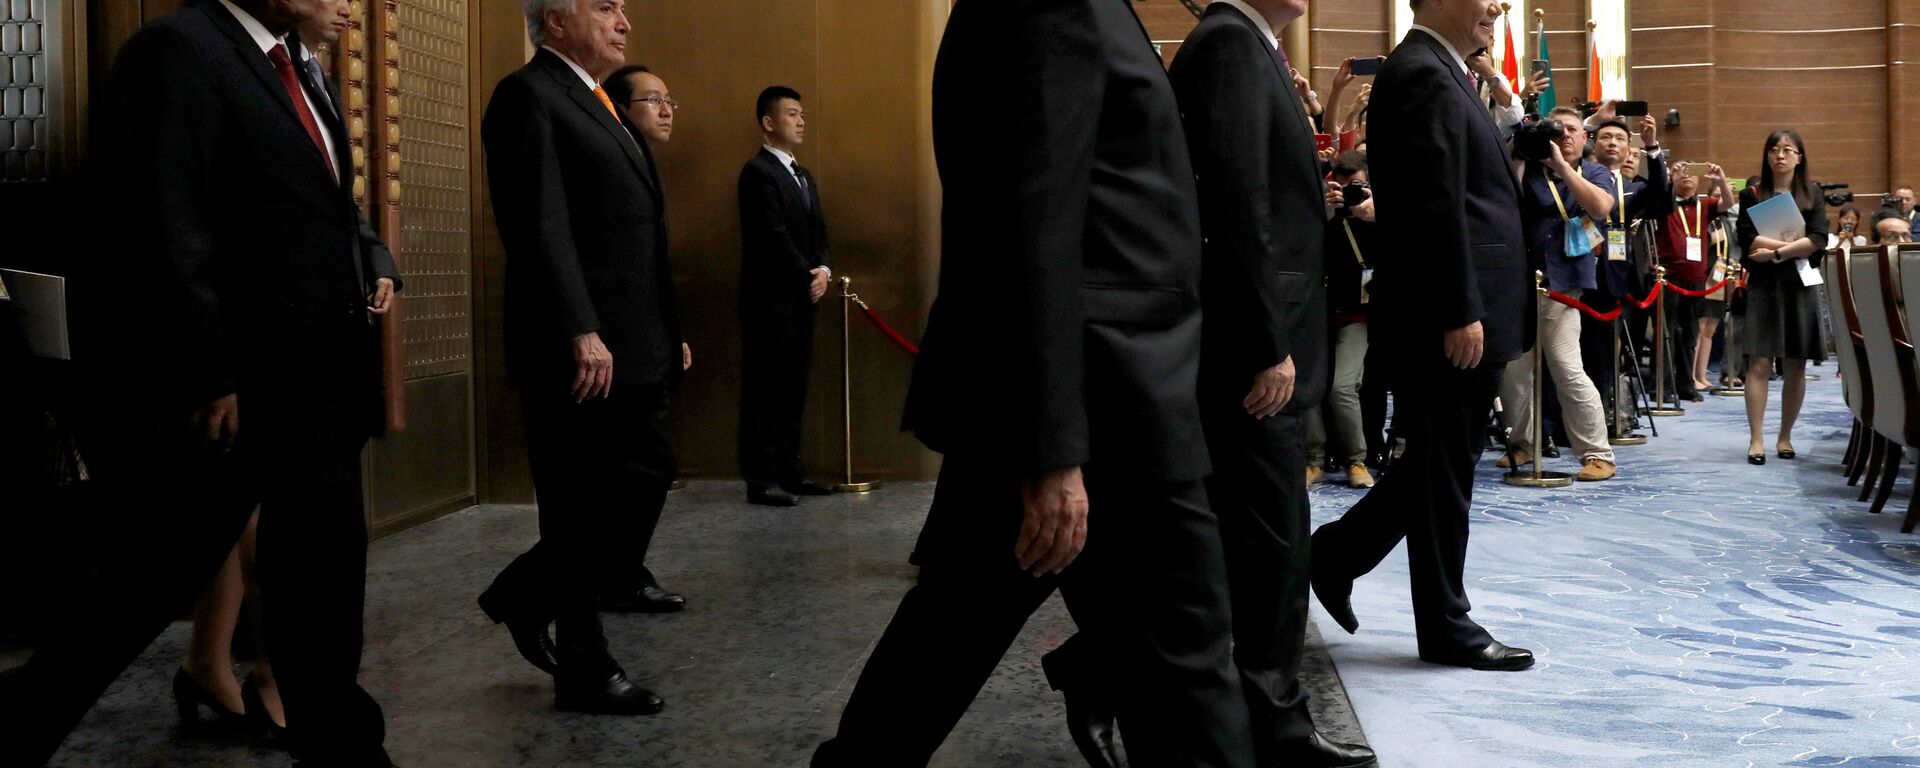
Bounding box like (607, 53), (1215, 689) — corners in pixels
(1501, 295), (1616, 464)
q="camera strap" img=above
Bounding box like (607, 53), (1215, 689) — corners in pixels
(1343, 220), (1366, 267)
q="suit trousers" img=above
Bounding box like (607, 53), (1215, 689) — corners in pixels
(0, 407), (390, 767)
(738, 301), (816, 490)
(1501, 297), (1614, 464)
(812, 456), (1253, 768)
(482, 381), (675, 664)
(1042, 408), (1316, 762)
(1664, 282), (1702, 399)
(1305, 322), (1370, 466)
(1311, 339), (1501, 657)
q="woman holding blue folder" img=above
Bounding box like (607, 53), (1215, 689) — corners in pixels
(1735, 129), (1829, 466)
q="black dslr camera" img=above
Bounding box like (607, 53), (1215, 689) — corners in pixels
(1342, 179), (1371, 213)
(1818, 182), (1853, 207)
(1512, 114), (1566, 162)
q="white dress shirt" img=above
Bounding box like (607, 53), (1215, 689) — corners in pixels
(217, 0), (337, 176)
(540, 45), (598, 90)
(1214, 0), (1278, 51)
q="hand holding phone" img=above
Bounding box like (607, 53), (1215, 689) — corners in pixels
(1616, 100), (1650, 117)
(1348, 56), (1385, 76)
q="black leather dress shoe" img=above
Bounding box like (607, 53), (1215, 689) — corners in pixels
(747, 487), (799, 507)
(1060, 688), (1122, 768)
(786, 481), (834, 496)
(477, 593), (560, 675)
(600, 584), (687, 613)
(1421, 640), (1535, 671)
(554, 668), (665, 715)
(1307, 536), (1359, 635)
(1275, 731), (1377, 768)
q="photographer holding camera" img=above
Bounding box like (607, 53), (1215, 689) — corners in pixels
(1658, 162), (1734, 395)
(1306, 151), (1378, 489)
(1497, 106), (1619, 482)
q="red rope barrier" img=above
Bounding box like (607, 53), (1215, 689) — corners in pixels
(1545, 280), (1670, 323)
(1664, 277), (1734, 299)
(1546, 290), (1623, 322)
(860, 304), (920, 357)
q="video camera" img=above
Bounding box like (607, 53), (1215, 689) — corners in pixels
(1818, 182), (1854, 207)
(1512, 114), (1566, 162)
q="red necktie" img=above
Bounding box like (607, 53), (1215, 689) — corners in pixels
(267, 43), (337, 183)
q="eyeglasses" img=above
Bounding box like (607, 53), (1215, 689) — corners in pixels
(1769, 146), (1801, 157)
(627, 95), (680, 111)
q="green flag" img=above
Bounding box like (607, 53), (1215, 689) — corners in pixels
(1533, 17), (1556, 116)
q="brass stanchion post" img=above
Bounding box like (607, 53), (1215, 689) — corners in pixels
(1507, 271), (1575, 488)
(1712, 262), (1746, 397)
(1650, 265), (1685, 417)
(833, 276), (879, 494)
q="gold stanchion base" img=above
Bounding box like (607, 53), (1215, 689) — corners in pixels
(1649, 407), (1686, 417)
(833, 481), (881, 493)
(1711, 388), (1745, 397)
(1611, 434), (1649, 446)
(1504, 470), (1574, 488)
(669, 480), (686, 491)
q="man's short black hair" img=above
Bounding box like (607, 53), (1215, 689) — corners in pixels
(602, 64), (652, 106)
(1331, 150), (1368, 179)
(1593, 118), (1632, 138)
(757, 85), (803, 123)
(1871, 206), (1906, 231)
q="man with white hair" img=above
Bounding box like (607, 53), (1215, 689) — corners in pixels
(476, 0), (682, 716)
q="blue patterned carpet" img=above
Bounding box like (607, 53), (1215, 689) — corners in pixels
(1309, 374), (1920, 767)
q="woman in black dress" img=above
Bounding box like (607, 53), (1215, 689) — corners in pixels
(1735, 130), (1828, 465)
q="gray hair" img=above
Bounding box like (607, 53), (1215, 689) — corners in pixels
(524, 0), (573, 47)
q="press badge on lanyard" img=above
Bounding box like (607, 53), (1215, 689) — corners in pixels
(1682, 198), (1704, 262)
(1606, 171), (1628, 261)
(1344, 220), (1372, 305)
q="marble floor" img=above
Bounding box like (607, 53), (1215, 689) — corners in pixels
(30, 483), (1366, 767)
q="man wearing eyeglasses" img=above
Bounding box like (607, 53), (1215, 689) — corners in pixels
(585, 63), (692, 617)
(606, 64), (676, 146)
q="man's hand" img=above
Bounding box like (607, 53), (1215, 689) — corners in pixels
(808, 268), (831, 303)
(1324, 180), (1345, 213)
(368, 277), (396, 315)
(682, 342), (692, 371)
(570, 331), (614, 402)
(1637, 115), (1659, 148)
(1467, 50), (1497, 80)
(1704, 162), (1727, 186)
(1243, 356), (1296, 419)
(1352, 197), (1377, 223)
(1017, 466), (1089, 576)
(1523, 70), (1551, 99)
(193, 393), (240, 452)
(1590, 99), (1620, 124)
(1444, 321), (1485, 370)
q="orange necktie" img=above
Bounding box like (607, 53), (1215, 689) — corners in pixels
(592, 85), (620, 123)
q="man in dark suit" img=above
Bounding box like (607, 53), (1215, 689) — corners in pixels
(0, 0), (403, 764)
(811, 1), (1253, 766)
(475, 0), (681, 716)
(737, 85), (832, 507)
(1039, 2), (1375, 766)
(1308, 0), (1537, 672)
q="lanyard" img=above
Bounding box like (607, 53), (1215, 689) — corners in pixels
(1610, 170), (1627, 225)
(1679, 197), (1701, 238)
(1343, 220), (1365, 267)
(1546, 172), (1571, 222)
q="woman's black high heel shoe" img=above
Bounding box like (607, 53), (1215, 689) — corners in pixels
(172, 667), (247, 728)
(1748, 453), (1766, 466)
(1777, 448), (1796, 460)
(241, 676), (290, 746)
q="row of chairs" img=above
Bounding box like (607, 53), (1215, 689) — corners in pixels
(1823, 243), (1919, 533)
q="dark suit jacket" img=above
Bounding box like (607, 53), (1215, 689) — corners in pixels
(1367, 29), (1529, 363)
(738, 148), (829, 313)
(905, 0), (1209, 483)
(1169, 3), (1329, 413)
(79, 0), (401, 448)
(483, 48), (681, 390)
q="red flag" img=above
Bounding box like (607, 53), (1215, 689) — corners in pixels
(1587, 26), (1604, 103)
(1501, 11), (1520, 92)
